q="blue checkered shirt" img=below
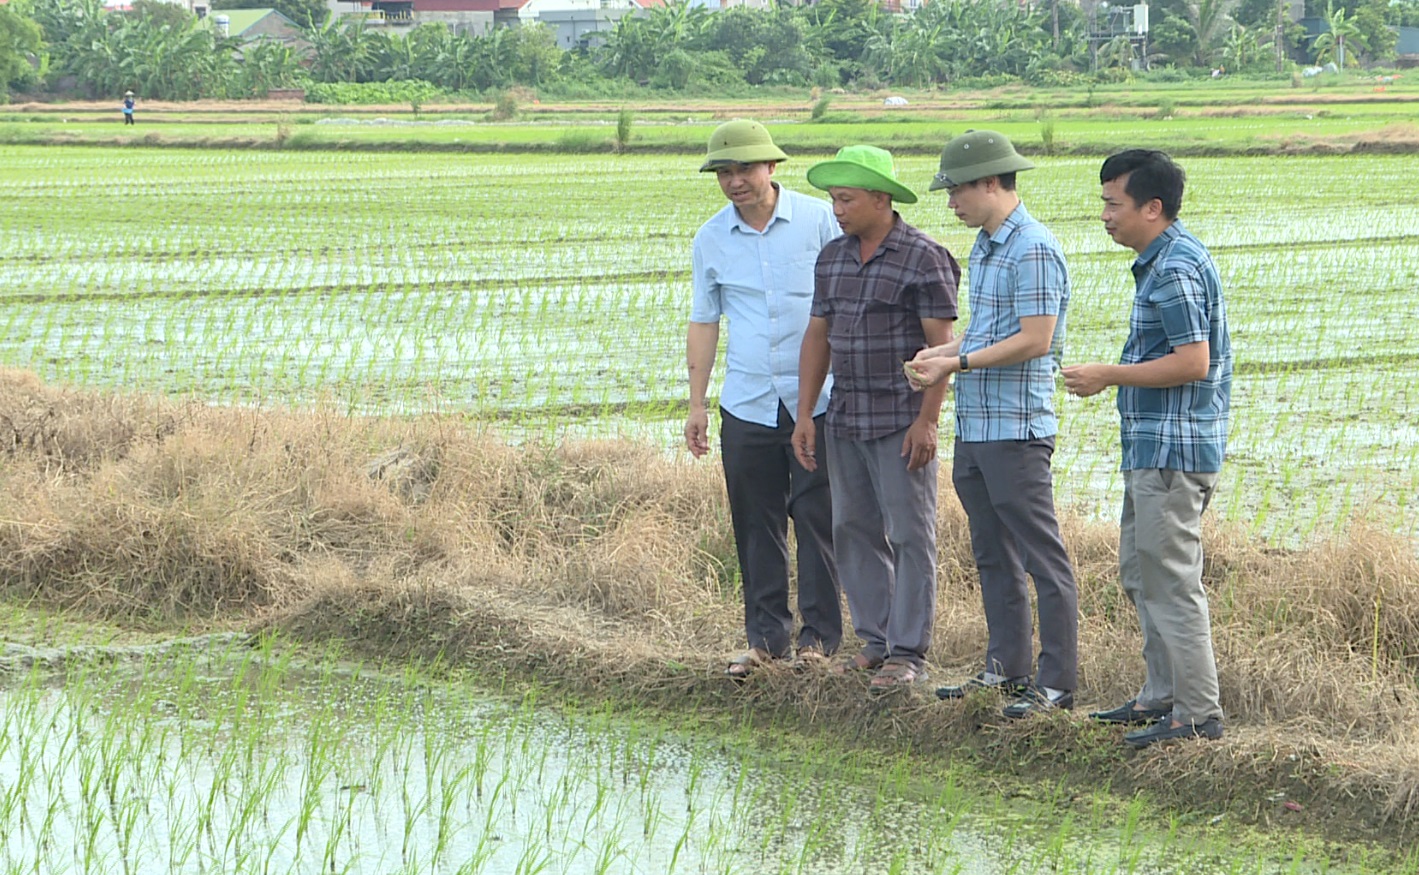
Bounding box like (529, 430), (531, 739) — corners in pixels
(1117, 221), (1232, 473)
(954, 203), (1069, 442)
(812, 215), (960, 441)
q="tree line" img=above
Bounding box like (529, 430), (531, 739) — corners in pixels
(2, 0), (1415, 102)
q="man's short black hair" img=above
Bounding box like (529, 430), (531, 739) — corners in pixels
(995, 171), (1017, 191)
(1099, 150), (1185, 220)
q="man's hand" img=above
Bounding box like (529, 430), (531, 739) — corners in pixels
(684, 407), (710, 458)
(900, 419), (938, 471)
(1062, 364), (1111, 398)
(904, 352), (957, 391)
(792, 417), (818, 472)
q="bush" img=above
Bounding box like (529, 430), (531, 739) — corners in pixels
(303, 81), (448, 106)
(555, 129), (611, 153)
(614, 108), (633, 150)
(810, 95), (832, 121)
(489, 90), (518, 121)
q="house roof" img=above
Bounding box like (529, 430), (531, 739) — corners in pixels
(412, 0), (526, 10)
(213, 7), (300, 35)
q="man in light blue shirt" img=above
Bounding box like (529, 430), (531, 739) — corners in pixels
(905, 131), (1078, 719)
(686, 120), (843, 679)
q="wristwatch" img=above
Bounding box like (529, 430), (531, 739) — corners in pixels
(959, 353), (971, 373)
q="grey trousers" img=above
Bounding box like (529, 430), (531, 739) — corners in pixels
(825, 427), (938, 668)
(721, 404), (841, 658)
(1120, 467), (1223, 724)
(952, 437), (1078, 690)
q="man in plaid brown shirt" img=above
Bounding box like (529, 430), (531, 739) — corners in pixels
(792, 145), (961, 692)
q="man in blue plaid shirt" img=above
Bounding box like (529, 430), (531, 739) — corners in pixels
(1063, 149), (1232, 748)
(904, 131), (1079, 720)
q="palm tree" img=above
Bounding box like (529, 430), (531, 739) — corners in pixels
(1311, 0), (1359, 68)
(1185, 0), (1238, 66)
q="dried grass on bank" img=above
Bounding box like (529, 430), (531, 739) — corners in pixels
(2, 369), (1418, 843)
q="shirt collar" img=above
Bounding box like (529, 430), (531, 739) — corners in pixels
(982, 201), (1031, 249)
(729, 183), (790, 233)
(1136, 220), (1184, 268)
(878, 211), (907, 252)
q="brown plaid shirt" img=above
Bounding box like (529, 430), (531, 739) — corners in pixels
(811, 215), (960, 440)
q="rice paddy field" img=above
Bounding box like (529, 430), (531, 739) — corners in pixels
(0, 638), (1395, 875)
(1, 144), (1414, 546)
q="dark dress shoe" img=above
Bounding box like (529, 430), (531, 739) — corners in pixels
(1089, 699), (1172, 725)
(936, 672), (1030, 700)
(1002, 685), (1073, 719)
(1124, 717), (1224, 748)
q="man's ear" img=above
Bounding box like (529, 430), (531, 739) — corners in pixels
(1143, 197), (1166, 222)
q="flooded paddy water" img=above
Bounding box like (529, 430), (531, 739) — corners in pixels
(0, 637), (1386, 875)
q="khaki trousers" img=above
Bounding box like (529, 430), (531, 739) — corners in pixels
(1120, 468), (1223, 724)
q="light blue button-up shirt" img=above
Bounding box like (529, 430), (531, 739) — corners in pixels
(954, 202), (1070, 442)
(691, 185), (839, 427)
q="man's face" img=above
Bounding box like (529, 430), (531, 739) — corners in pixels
(945, 179), (987, 229)
(1100, 174), (1155, 252)
(715, 162), (775, 210)
(830, 187), (887, 236)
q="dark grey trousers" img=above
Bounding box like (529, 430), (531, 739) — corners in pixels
(720, 404), (841, 658)
(952, 437), (1078, 690)
(825, 427), (938, 669)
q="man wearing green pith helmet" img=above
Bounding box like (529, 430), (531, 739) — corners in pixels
(792, 144), (960, 693)
(685, 120), (844, 680)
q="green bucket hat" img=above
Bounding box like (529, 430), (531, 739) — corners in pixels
(700, 120), (789, 172)
(806, 145), (917, 204)
(929, 129), (1035, 192)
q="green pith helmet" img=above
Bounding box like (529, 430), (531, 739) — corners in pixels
(699, 120), (789, 172)
(805, 144), (918, 204)
(929, 129), (1035, 192)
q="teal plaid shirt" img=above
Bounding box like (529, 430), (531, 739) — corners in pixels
(1117, 221), (1232, 473)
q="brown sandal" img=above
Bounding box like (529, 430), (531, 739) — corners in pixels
(869, 660), (925, 693)
(829, 651), (885, 676)
(791, 646), (829, 671)
(725, 648), (773, 681)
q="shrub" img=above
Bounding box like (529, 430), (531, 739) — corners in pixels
(490, 90), (518, 121)
(615, 108), (633, 150)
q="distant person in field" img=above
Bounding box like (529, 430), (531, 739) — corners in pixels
(1063, 149), (1232, 748)
(123, 91), (136, 125)
(794, 145), (959, 692)
(904, 130), (1079, 720)
(685, 119), (844, 680)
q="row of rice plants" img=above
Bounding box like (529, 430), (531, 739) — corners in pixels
(0, 643), (1365, 874)
(1, 146), (1414, 543)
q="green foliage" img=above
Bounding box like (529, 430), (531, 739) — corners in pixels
(1312, 1), (1362, 66)
(810, 95), (831, 121)
(702, 7), (812, 86)
(489, 89), (517, 120)
(237, 37), (304, 97)
(614, 107), (633, 149)
(0, 4), (44, 90)
(1150, 14), (1200, 66)
(19, 0), (1345, 101)
(303, 79), (447, 105)
(127, 0), (195, 30)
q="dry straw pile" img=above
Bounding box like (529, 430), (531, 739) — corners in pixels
(2, 368), (1417, 843)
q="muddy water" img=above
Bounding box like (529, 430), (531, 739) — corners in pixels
(0, 639), (1351, 874)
